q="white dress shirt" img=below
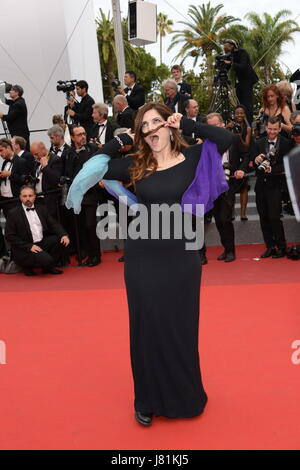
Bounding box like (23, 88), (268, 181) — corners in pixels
(98, 120), (108, 145)
(0, 160), (13, 198)
(22, 204), (43, 243)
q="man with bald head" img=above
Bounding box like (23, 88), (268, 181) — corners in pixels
(113, 94), (134, 130)
(30, 141), (62, 217)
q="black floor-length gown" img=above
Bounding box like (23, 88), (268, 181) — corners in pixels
(102, 119), (233, 418)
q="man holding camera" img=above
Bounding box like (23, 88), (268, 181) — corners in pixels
(222, 40), (258, 124)
(0, 85), (30, 147)
(253, 116), (292, 258)
(66, 80), (95, 139)
(117, 71), (145, 111)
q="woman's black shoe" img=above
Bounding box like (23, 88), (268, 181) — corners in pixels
(135, 411), (153, 426)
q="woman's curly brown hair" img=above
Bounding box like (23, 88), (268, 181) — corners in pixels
(127, 102), (188, 188)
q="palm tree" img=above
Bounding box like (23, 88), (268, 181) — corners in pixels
(157, 12), (173, 65)
(168, 3), (240, 79)
(96, 9), (137, 99)
(244, 10), (300, 84)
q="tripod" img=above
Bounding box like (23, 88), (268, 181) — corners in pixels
(0, 118), (10, 138)
(209, 72), (238, 123)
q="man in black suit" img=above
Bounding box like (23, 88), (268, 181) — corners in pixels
(222, 40), (258, 124)
(0, 85), (30, 148)
(62, 125), (101, 266)
(117, 70), (145, 111)
(5, 185), (69, 276)
(11, 136), (35, 174)
(0, 138), (28, 218)
(207, 113), (250, 262)
(30, 141), (62, 218)
(113, 95), (134, 130)
(253, 116), (292, 258)
(47, 124), (70, 158)
(163, 79), (188, 115)
(66, 80), (95, 139)
(89, 103), (119, 147)
(171, 65), (192, 98)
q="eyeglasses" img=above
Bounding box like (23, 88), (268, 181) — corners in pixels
(74, 132), (86, 137)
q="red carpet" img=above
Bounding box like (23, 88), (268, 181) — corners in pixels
(0, 244), (300, 450)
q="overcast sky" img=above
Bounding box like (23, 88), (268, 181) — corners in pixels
(94, 0), (300, 74)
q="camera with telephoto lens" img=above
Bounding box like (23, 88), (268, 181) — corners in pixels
(229, 122), (242, 134)
(22, 174), (40, 186)
(257, 151), (275, 172)
(291, 123), (300, 137)
(111, 78), (121, 91)
(56, 80), (77, 95)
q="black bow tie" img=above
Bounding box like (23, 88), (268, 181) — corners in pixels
(54, 146), (60, 153)
(268, 141), (276, 145)
(26, 207), (35, 211)
(98, 123), (105, 127)
(127, 87), (132, 91)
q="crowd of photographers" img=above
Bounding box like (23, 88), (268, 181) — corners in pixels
(1, 55), (300, 275)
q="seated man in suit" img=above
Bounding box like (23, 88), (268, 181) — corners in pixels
(5, 185), (70, 276)
(113, 95), (134, 130)
(47, 124), (70, 158)
(163, 79), (188, 115)
(90, 103), (119, 148)
(11, 136), (35, 174)
(117, 70), (145, 111)
(171, 64), (192, 97)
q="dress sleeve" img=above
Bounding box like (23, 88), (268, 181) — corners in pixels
(180, 117), (234, 154)
(95, 133), (134, 159)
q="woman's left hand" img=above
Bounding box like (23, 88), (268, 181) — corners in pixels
(165, 113), (183, 129)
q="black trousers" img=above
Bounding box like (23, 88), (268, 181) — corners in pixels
(213, 189), (235, 253)
(236, 83), (254, 124)
(78, 204), (101, 258)
(12, 235), (61, 269)
(255, 182), (286, 250)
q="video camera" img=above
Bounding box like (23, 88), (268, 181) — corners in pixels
(215, 53), (233, 74)
(291, 123), (300, 137)
(56, 80), (77, 95)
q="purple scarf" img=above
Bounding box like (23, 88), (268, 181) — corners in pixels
(181, 140), (229, 215)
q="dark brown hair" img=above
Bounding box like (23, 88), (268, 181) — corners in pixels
(127, 102), (187, 188)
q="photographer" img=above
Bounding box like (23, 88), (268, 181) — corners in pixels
(66, 80), (95, 139)
(0, 85), (30, 147)
(30, 141), (62, 218)
(117, 71), (145, 111)
(222, 40), (258, 124)
(206, 113), (250, 262)
(253, 116), (292, 258)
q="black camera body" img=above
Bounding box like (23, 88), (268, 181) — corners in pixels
(111, 78), (121, 91)
(22, 175), (40, 186)
(230, 123), (242, 134)
(56, 80), (77, 94)
(215, 53), (232, 74)
(257, 151), (275, 173)
(222, 161), (231, 181)
(291, 123), (300, 137)
(59, 176), (72, 186)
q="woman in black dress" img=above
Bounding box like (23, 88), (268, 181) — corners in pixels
(69, 103), (233, 426)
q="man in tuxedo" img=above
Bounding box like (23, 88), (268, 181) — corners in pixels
(117, 70), (145, 111)
(5, 185), (69, 276)
(47, 125), (70, 158)
(222, 40), (258, 124)
(113, 95), (134, 130)
(207, 113), (250, 262)
(62, 126), (101, 266)
(171, 65), (192, 97)
(30, 141), (62, 218)
(66, 80), (95, 139)
(11, 136), (35, 174)
(0, 85), (30, 147)
(0, 138), (28, 218)
(89, 103), (119, 147)
(163, 79), (188, 115)
(253, 116), (292, 258)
